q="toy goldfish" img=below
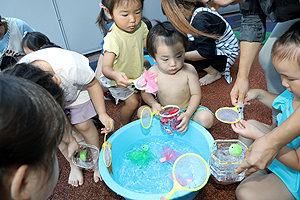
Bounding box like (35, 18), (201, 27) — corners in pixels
(159, 144), (182, 163)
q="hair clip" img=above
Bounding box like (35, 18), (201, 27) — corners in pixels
(99, 3), (105, 9)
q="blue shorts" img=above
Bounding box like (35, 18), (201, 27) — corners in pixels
(180, 104), (213, 119)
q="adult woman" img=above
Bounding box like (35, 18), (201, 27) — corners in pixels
(161, 0), (300, 176)
(0, 15), (35, 70)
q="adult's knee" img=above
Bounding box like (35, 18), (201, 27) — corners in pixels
(236, 184), (254, 200)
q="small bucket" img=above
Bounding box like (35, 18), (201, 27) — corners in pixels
(159, 105), (181, 135)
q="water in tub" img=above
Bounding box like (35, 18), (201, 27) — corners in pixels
(114, 136), (204, 194)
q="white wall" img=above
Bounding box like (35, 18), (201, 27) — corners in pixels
(1, 0), (167, 55)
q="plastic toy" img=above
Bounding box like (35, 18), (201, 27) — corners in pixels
(215, 102), (244, 124)
(132, 70), (159, 95)
(162, 153), (209, 200)
(140, 107), (158, 129)
(229, 144), (243, 156)
(72, 144), (99, 171)
(159, 105), (181, 135)
(159, 144), (182, 163)
(168, 172), (193, 186)
(102, 133), (113, 175)
(127, 145), (156, 167)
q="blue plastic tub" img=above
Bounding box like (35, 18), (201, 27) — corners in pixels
(99, 117), (214, 200)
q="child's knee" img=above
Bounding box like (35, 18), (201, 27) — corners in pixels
(137, 105), (148, 118)
(193, 110), (214, 129)
(125, 95), (140, 109)
(73, 119), (94, 133)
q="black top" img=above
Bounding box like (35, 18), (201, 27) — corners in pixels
(187, 10), (226, 59)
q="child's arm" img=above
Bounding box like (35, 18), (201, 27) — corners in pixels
(141, 90), (162, 114)
(276, 145), (300, 171)
(102, 52), (131, 88)
(177, 64), (201, 133)
(86, 77), (114, 133)
(143, 37), (147, 48)
(231, 120), (268, 140)
(245, 89), (279, 110)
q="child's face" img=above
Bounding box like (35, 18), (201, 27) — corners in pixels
(109, 1), (143, 33)
(274, 58), (300, 101)
(153, 41), (185, 75)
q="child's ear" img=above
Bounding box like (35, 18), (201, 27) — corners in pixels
(52, 74), (61, 85)
(10, 165), (31, 200)
(103, 7), (113, 19)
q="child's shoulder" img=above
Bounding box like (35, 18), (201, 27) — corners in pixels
(182, 63), (197, 73)
(148, 64), (159, 73)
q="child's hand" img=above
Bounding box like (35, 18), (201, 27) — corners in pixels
(115, 72), (131, 88)
(231, 120), (263, 140)
(99, 114), (114, 134)
(176, 112), (191, 133)
(244, 89), (259, 105)
(152, 102), (162, 117)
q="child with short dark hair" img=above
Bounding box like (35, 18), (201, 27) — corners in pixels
(0, 75), (69, 199)
(138, 21), (214, 132)
(19, 31), (114, 186)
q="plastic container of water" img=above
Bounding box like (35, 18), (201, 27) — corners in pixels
(209, 139), (248, 184)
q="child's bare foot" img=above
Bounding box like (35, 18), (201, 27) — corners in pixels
(68, 166), (84, 187)
(94, 169), (102, 183)
(199, 73), (222, 86)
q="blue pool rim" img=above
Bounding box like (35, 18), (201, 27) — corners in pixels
(99, 117), (214, 200)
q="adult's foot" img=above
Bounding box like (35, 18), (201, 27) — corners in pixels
(199, 73), (222, 86)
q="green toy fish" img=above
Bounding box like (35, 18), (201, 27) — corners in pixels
(127, 145), (156, 167)
(229, 144), (242, 156)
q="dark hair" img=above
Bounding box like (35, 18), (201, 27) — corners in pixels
(161, 0), (218, 39)
(272, 20), (300, 66)
(96, 0), (145, 33)
(142, 17), (152, 31)
(2, 63), (65, 108)
(22, 32), (61, 51)
(0, 75), (69, 196)
(146, 21), (188, 59)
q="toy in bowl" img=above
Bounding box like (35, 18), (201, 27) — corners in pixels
(209, 139), (248, 184)
(72, 144), (99, 170)
(159, 105), (181, 135)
